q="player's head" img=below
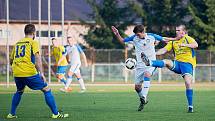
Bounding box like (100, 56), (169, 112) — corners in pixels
(133, 25), (146, 39)
(24, 24), (36, 39)
(51, 38), (59, 47)
(176, 24), (187, 39)
(67, 36), (77, 45)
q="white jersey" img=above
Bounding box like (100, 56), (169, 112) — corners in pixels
(124, 33), (160, 68)
(65, 44), (83, 65)
(124, 33), (163, 83)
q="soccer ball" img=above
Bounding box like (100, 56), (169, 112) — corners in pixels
(125, 58), (136, 70)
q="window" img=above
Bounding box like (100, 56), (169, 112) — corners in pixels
(36, 31), (55, 37)
(0, 29), (11, 38)
(50, 31), (55, 37)
(57, 31), (62, 37)
(0, 30), (2, 37)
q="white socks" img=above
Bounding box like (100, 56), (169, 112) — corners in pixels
(78, 78), (86, 90)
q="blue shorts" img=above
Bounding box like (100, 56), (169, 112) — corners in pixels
(171, 60), (193, 76)
(56, 66), (68, 75)
(14, 74), (48, 91)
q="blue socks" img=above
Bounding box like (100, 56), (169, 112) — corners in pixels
(60, 78), (67, 85)
(186, 89), (193, 107)
(44, 90), (58, 115)
(151, 60), (165, 68)
(10, 91), (23, 115)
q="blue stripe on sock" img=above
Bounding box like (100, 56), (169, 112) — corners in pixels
(144, 77), (150, 81)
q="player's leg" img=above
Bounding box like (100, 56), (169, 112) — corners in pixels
(134, 68), (148, 111)
(56, 66), (67, 86)
(141, 71), (152, 101)
(65, 64), (83, 92)
(181, 62), (194, 113)
(7, 77), (26, 118)
(41, 87), (69, 118)
(75, 69), (86, 92)
(65, 66), (74, 91)
(141, 52), (174, 69)
(56, 74), (66, 85)
(26, 74), (69, 118)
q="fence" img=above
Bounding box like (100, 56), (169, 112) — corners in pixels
(0, 47), (215, 85)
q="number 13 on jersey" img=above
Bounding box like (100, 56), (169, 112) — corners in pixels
(15, 45), (26, 58)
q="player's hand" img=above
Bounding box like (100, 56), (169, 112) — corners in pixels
(111, 26), (119, 36)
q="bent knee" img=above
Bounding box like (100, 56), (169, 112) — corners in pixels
(163, 59), (173, 68)
(57, 74), (64, 80)
(41, 86), (51, 92)
(16, 89), (24, 94)
(144, 72), (151, 78)
(68, 71), (74, 76)
(135, 85), (142, 92)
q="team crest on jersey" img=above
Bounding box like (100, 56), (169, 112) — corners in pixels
(143, 39), (150, 46)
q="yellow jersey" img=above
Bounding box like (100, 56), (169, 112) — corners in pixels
(52, 46), (68, 66)
(10, 37), (40, 77)
(164, 35), (197, 67)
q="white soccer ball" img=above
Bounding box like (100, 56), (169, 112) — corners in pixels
(125, 58), (136, 70)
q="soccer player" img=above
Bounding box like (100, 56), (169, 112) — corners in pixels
(51, 38), (71, 92)
(141, 24), (198, 113)
(7, 24), (68, 118)
(112, 25), (164, 111)
(64, 36), (88, 93)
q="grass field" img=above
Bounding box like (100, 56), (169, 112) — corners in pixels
(0, 83), (215, 121)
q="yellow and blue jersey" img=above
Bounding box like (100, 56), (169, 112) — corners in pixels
(164, 34), (196, 67)
(52, 46), (68, 66)
(10, 37), (40, 77)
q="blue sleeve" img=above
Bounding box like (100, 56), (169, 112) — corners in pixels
(123, 35), (135, 42)
(76, 44), (83, 53)
(147, 33), (163, 41)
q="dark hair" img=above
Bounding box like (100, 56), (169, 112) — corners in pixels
(133, 25), (145, 34)
(24, 24), (36, 35)
(51, 38), (56, 41)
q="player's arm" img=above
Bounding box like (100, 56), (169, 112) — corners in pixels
(111, 26), (135, 44)
(9, 46), (15, 65)
(156, 41), (173, 56)
(111, 26), (124, 44)
(147, 33), (164, 46)
(179, 39), (198, 48)
(77, 44), (88, 67)
(57, 47), (67, 66)
(156, 48), (168, 56)
(33, 41), (46, 82)
(66, 54), (70, 64)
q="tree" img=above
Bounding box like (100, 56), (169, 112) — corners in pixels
(188, 0), (215, 50)
(83, 0), (139, 49)
(134, 0), (215, 50)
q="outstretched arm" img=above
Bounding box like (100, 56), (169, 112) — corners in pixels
(156, 48), (168, 56)
(111, 26), (124, 44)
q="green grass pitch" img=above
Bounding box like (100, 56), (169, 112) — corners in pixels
(0, 83), (215, 121)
